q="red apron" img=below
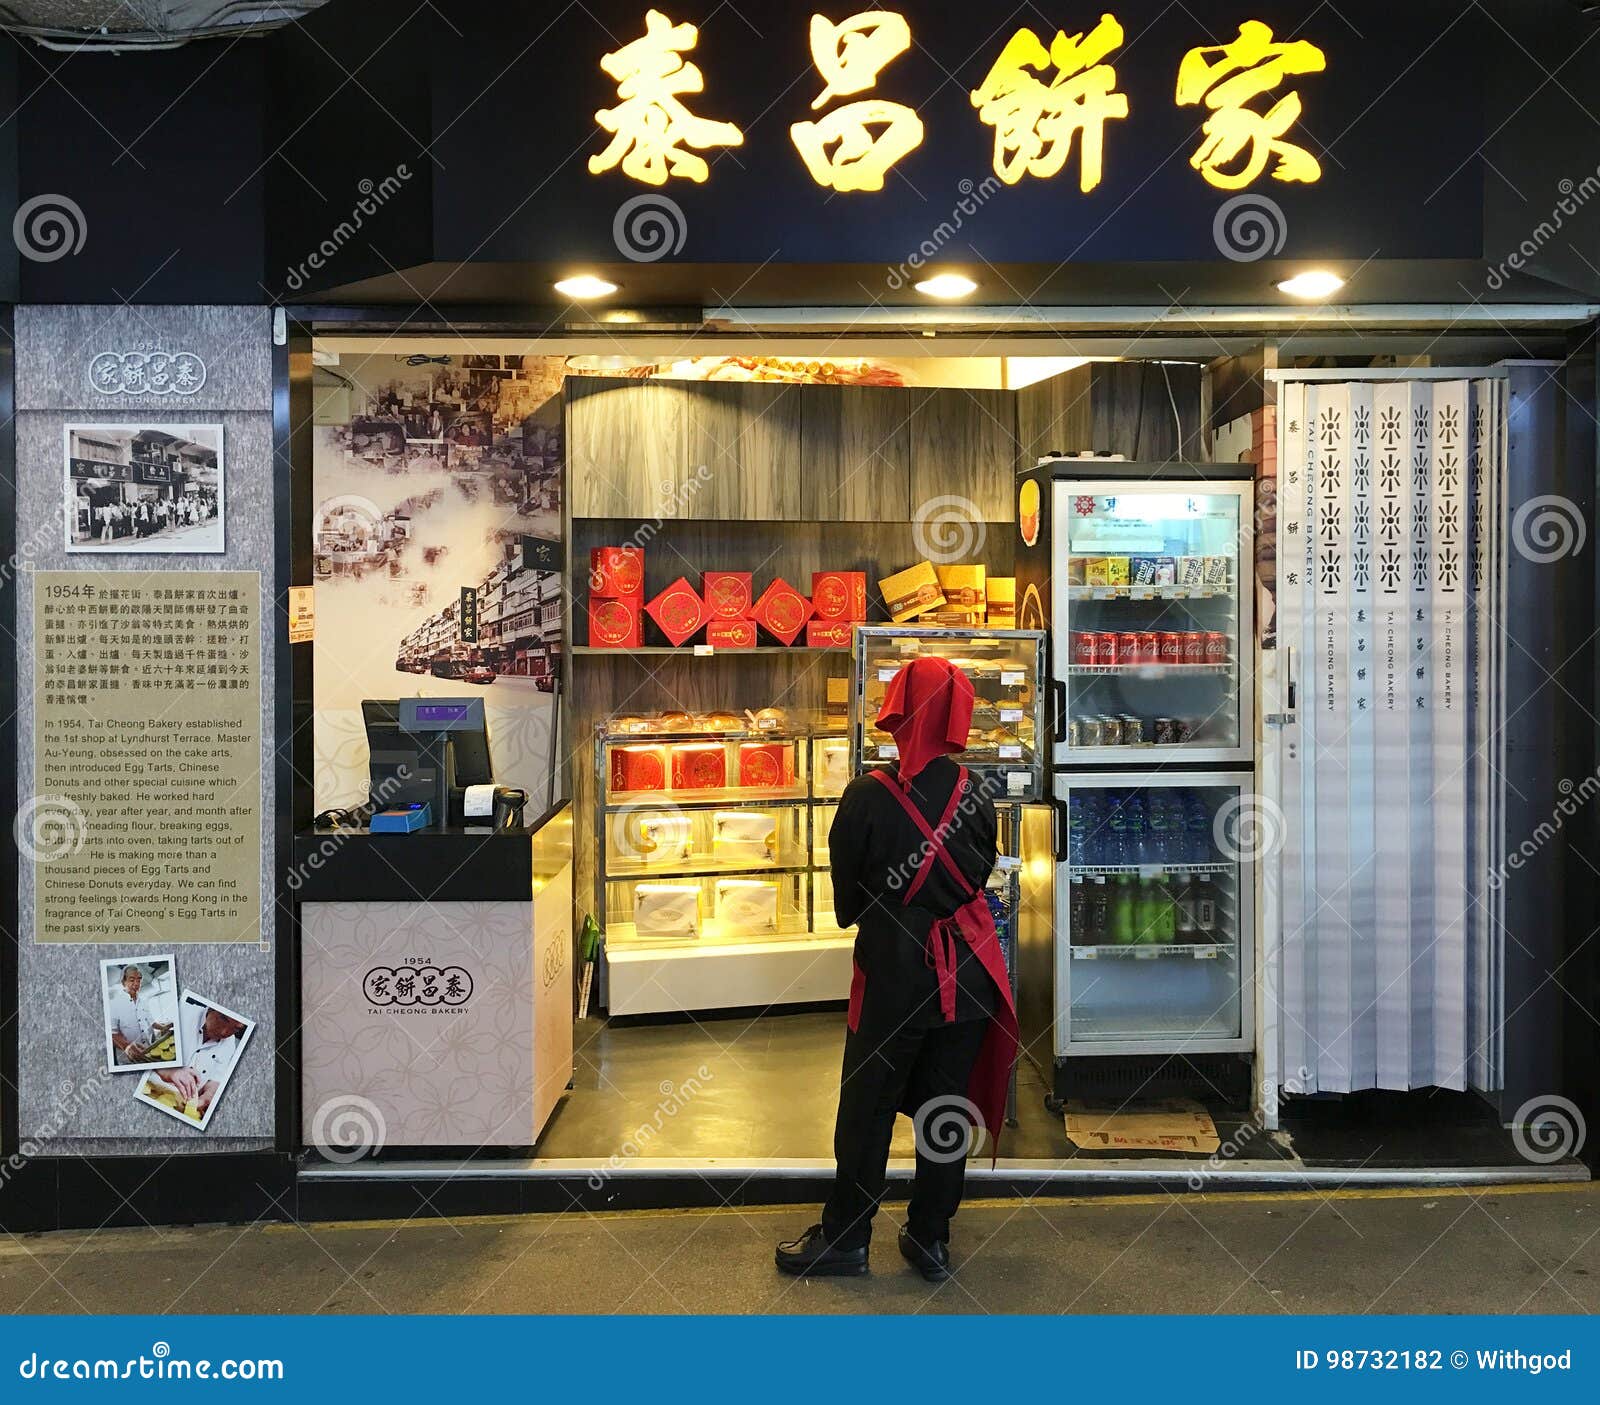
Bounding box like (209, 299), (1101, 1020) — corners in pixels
(857, 765), (1020, 1162)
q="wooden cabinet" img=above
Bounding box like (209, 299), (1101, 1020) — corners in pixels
(909, 386), (1017, 523)
(565, 375), (687, 518)
(682, 380), (803, 520)
(799, 383), (918, 521)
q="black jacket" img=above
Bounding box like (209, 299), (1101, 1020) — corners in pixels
(830, 757), (1000, 1029)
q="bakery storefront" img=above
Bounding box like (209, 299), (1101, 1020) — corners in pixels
(4, 0), (1598, 1229)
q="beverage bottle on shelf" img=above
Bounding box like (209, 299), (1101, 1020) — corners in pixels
(1087, 876), (1110, 945)
(1069, 878), (1089, 943)
(1186, 795), (1211, 864)
(1194, 875), (1220, 943)
(1125, 794), (1149, 864)
(1109, 875), (1136, 944)
(1150, 877), (1177, 944)
(1080, 791), (1103, 865)
(1147, 793), (1171, 864)
(1104, 792), (1129, 865)
(1174, 877), (1199, 943)
(1068, 795), (1087, 865)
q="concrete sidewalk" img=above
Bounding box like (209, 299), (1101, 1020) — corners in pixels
(1, 1183), (1594, 1315)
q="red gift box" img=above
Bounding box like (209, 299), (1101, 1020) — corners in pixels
(806, 620), (855, 648)
(645, 576), (708, 647)
(702, 571), (753, 621)
(811, 571), (867, 622)
(670, 742), (727, 790)
(707, 618), (757, 649)
(588, 592), (643, 649)
(589, 546), (644, 598)
(738, 741), (795, 788)
(750, 578), (814, 646)
(609, 744), (667, 793)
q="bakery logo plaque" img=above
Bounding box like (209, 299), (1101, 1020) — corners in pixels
(362, 962), (474, 1011)
(87, 349), (208, 397)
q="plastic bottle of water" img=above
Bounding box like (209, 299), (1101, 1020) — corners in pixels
(1186, 793), (1211, 864)
(1126, 793), (1149, 864)
(1148, 792), (1171, 865)
(1068, 794), (1086, 865)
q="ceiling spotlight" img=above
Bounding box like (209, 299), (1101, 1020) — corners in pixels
(914, 273), (978, 299)
(554, 275), (619, 300)
(1276, 270), (1345, 300)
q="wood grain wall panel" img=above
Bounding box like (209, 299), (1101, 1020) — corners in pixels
(683, 380), (802, 520)
(1016, 366), (1094, 464)
(566, 375), (687, 517)
(1015, 363), (1204, 463)
(835, 384), (919, 520)
(798, 382), (843, 520)
(910, 386), (1018, 522)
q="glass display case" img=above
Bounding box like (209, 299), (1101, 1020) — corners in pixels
(1053, 771), (1255, 1055)
(595, 719), (850, 953)
(848, 627), (1048, 803)
(1047, 482), (1253, 766)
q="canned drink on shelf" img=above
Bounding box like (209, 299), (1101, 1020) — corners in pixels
(1136, 631), (1161, 664)
(1181, 631), (1207, 665)
(1176, 718), (1196, 743)
(1154, 717), (1178, 745)
(1072, 631), (1098, 666)
(1092, 633), (1120, 667)
(1066, 718), (1082, 748)
(1158, 632), (1183, 666)
(1115, 631), (1142, 665)
(1204, 631), (1228, 665)
(1099, 715), (1123, 746)
(1077, 716), (1103, 747)
(1120, 715), (1145, 745)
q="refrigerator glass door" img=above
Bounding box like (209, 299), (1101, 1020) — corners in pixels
(1051, 481), (1253, 765)
(1054, 771), (1255, 1055)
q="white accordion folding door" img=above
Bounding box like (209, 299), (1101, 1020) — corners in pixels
(1275, 377), (1504, 1096)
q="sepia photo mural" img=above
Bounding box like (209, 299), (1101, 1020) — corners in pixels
(312, 352), (566, 813)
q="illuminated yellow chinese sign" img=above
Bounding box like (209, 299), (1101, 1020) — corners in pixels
(589, 9), (745, 185)
(970, 16), (1128, 192)
(586, 11), (1328, 196)
(791, 11), (924, 192)
(1176, 20), (1327, 189)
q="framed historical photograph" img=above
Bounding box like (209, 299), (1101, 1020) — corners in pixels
(132, 990), (254, 1131)
(99, 954), (181, 1073)
(65, 424), (225, 553)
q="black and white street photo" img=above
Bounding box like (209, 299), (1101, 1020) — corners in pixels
(65, 424), (224, 553)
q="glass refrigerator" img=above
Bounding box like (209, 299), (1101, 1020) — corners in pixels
(1013, 461), (1258, 1073)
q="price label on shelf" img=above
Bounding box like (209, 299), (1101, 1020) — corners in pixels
(1076, 948), (1097, 960)
(879, 743), (899, 758)
(1006, 771), (1029, 794)
(1000, 671), (1024, 686)
(998, 745), (1023, 760)
(1000, 707), (1023, 723)
(1134, 949), (1159, 960)
(1092, 587), (1117, 600)
(1130, 586), (1155, 600)
(1196, 948), (1218, 960)
(693, 644), (714, 656)
(877, 667), (899, 682)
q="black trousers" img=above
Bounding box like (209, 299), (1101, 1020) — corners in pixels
(821, 1015), (989, 1251)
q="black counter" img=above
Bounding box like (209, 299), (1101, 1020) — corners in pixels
(289, 802), (569, 903)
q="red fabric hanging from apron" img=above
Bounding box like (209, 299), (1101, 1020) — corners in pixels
(865, 765), (1019, 1163)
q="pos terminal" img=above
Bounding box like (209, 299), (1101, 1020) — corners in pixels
(362, 697), (525, 830)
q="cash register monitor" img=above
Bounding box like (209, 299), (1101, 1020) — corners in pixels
(398, 697), (493, 786)
(362, 697), (493, 823)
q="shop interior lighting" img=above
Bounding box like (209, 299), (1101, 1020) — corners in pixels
(554, 275), (620, 300)
(914, 273), (978, 299)
(1276, 270), (1346, 300)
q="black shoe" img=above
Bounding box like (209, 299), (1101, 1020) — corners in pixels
(775, 1224), (868, 1277)
(899, 1227), (952, 1282)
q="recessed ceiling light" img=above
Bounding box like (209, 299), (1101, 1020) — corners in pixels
(1276, 270), (1345, 300)
(914, 273), (978, 299)
(554, 275), (619, 300)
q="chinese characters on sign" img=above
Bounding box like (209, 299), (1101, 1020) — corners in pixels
(32, 571), (262, 944)
(589, 8), (745, 185)
(790, 11), (924, 192)
(590, 10), (1326, 195)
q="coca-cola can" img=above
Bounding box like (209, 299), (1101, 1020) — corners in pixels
(1181, 631), (1206, 665)
(1072, 631), (1098, 666)
(1158, 632), (1183, 666)
(1120, 714), (1145, 745)
(1136, 631), (1161, 664)
(1154, 717), (1178, 745)
(1092, 633), (1119, 667)
(1099, 715), (1123, 746)
(1116, 632), (1142, 665)
(1204, 631), (1228, 665)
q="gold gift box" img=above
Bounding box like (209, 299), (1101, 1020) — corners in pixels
(879, 561), (945, 622)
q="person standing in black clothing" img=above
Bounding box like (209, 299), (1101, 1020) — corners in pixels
(776, 656), (1018, 1281)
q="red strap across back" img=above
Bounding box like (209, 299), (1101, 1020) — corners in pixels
(869, 765), (975, 900)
